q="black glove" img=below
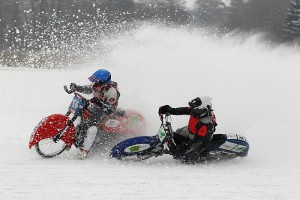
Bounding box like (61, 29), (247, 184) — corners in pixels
(70, 83), (79, 91)
(158, 105), (172, 115)
(90, 97), (113, 114)
(90, 97), (101, 105)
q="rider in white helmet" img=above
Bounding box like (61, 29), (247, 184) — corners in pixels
(158, 96), (217, 162)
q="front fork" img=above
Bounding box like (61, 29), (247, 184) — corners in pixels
(53, 113), (80, 143)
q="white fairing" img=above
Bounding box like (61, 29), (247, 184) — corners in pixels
(82, 126), (98, 151)
(197, 96), (212, 109)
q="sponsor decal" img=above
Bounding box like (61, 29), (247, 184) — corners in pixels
(124, 144), (151, 153)
(219, 141), (238, 151)
(219, 141), (247, 153)
(237, 135), (248, 142)
(158, 131), (166, 142)
(226, 134), (238, 140)
(30, 118), (46, 143)
(105, 119), (121, 128)
(231, 145), (247, 153)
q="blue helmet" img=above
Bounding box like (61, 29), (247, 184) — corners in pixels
(88, 69), (111, 85)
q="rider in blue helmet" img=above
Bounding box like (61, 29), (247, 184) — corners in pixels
(69, 69), (121, 159)
(88, 69), (111, 85)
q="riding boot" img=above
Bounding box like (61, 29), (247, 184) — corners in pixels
(77, 148), (89, 160)
(74, 123), (89, 148)
(172, 141), (190, 159)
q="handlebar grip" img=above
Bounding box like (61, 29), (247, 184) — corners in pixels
(64, 85), (74, 94)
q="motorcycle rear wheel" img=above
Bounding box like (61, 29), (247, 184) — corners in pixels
(35, 138), (67, 158)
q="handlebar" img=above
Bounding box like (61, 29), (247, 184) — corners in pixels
(159, 113), (171, 124)
(64, 85), (113, 114)
(64, 85), (74, 94)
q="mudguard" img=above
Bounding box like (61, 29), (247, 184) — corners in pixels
(208, 134), (250, 156)
(29, 114), (76, 148)
(110, 136), (158, 158)
(99, 109), (146, 135)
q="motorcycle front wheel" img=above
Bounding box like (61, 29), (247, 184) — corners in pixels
(35, 138), (67, 158)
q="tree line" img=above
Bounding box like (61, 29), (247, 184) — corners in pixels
(0, 0), (299, 68)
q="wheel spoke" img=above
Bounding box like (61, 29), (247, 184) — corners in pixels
(35, 138), (67, 157)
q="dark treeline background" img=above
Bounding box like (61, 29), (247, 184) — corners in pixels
(0, 0), (299, 68)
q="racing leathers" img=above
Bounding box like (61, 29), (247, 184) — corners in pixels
(71, 81), (120, 156)
(158, 97), (217, 162)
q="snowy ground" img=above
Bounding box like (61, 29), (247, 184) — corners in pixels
(1, 26), (300, 199)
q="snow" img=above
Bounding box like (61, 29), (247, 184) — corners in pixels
(1, 26), (300, 199)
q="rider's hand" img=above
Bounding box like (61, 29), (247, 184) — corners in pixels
(90, 97), (101, 105)
(91, 97), (113, 114)
(158, 105), (171, 115)
(70, 83), (79, 91)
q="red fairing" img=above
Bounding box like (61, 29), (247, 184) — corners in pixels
(99, 109), (145, 135)
(29, 114), (76, 148)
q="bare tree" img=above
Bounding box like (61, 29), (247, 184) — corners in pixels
(31, 0), (37, 40)
(11, 0), (20, 49)
(193, 0), (227, 27)
(0, 0), (3, 50)
(38, 0), (47, 36)
(284, 0), (300, 39)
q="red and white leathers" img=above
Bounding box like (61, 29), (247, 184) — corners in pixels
(91, 81), (120, 111)
(73, 81), (120, 158)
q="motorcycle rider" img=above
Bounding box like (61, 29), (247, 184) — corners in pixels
(70, 69), (121, 159)
(158, 96), (217, 162)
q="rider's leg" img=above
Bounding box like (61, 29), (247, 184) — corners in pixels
(168, 127), (191, 158)
(77, 126), (98, 159)
(76, 105), (103, 159)
(81, 126), (98, 152)
(74, 123), (89, 148)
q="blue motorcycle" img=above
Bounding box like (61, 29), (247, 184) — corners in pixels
(110, 114), (249, 163)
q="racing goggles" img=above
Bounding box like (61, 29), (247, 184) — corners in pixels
(89, 75), (105, 86)
(93, 81), (106, 87)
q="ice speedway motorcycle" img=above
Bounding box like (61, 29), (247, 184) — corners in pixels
(110, 114), (249, 163)
(29, 86), (145, 158)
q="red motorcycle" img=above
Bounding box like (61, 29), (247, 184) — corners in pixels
(29, 86), (146, 158)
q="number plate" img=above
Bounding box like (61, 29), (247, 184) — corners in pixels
(68, 94), (85, 115)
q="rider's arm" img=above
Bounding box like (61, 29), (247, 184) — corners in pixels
(168, 107), (191, 115)
(77, 85), (93, 94)
(159, 105), (210, 117)
(103, 87), (119, 112)
(90, 97), (113, 114)
(91, 88), (119, 115)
